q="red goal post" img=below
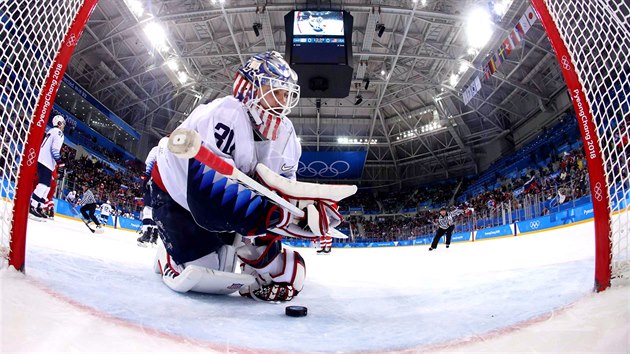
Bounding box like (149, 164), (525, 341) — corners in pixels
(530, 0), (629, 291)
(0, 0), (99, 271)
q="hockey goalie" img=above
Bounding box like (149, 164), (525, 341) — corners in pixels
(149, 51), (356, 301)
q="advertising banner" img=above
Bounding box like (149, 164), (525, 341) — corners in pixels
(475, 225), (513, 240)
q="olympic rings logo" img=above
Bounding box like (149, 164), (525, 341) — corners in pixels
(297, 160), (351, 178)
(529, 220), (540, 229)
(561, 55), (571, 71)
(66, 33), (78, 47)
(26, 148), (36, 166)
(593, 182), (603, 202)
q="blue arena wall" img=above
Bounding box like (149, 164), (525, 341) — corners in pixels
(283, 202), (612, 248)
(18, 195), (623, 244)
(53, 199), (140, 232)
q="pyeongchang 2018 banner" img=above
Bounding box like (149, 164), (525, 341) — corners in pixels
(297, 151), (367, 179)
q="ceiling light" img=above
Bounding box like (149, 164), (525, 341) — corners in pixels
(167, 59), (179, 71)
(492, 0), (513, 18)
(177, 71), (188, 84)
(466, 7), (493, 49)
(144, 22), (169, 52)
(124, 0), (143, 18)
(459, 62), (469, 74)
(449, 73), (459, 87)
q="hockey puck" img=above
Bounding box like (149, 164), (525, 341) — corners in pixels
(285, 305), (307, 317)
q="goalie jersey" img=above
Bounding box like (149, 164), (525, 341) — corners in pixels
(156, 96), (301, 212)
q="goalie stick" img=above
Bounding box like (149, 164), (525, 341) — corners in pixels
(167, 128), (348, 239)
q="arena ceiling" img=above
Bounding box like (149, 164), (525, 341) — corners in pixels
(64, 0), (568, 188)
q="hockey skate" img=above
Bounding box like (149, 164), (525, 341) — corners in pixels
(137, 230), (152, 247)
(28, 206), (47, 222)
(149, 229), (158, 245)
(316, 246), (331, 255)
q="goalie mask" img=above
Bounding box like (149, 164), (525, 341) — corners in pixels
(233, 51), (300, 140)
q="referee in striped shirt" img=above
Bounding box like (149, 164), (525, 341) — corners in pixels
(79, 184), (102, 228)
(428, 207), (464, 251)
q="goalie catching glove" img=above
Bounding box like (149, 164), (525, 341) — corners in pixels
(256, 164), (357, 240)
(237, 234), (306, 302)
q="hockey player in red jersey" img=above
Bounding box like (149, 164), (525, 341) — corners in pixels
(149, 51), (356, 301)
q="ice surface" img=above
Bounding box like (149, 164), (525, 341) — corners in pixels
(1, 216), (628, 353)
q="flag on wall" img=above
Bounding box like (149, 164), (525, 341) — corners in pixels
(462, 5), (538, 106)
(510, 28), (523, 48)
(517, 14), (532, 34)
(503, 37), (514, 55)
(463, 76), (482, 105)
(483, 64), (492, 80)
(497, 46), (507, 62)
(524, 6), (538, 26)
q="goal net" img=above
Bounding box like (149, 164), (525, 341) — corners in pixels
(0, 0), (98, 270)
(531, 0), (629, 291)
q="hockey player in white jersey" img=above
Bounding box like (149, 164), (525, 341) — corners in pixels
(137, 145), (159, 246)
(150, 51), (356, 301)
(99, 200), (113, 226)
(29, 115), (66, 220)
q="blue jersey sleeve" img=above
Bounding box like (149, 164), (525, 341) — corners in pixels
(185, 158), (282, 236)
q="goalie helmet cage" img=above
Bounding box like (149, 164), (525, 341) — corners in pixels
(0, 0), (99, 271)
(530, 0), (629, 291)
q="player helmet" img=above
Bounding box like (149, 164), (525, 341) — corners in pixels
(233, 51), (300, 120)
(106, 200), (110, 204)
(52, 115), (65, 128)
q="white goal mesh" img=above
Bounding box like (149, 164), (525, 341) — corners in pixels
(532, 0), (629, 289)
(0, 0), (91, 268)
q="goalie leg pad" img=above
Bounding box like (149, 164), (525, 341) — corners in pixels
(164, 265), (255, 294)
(156, 241), (255, 294)
(184, 252), (220, 270)
(217, 244), (237, 273)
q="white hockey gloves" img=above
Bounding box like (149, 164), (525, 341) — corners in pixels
(256, 164), (357, 240)
(237, 234), (306, 302)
